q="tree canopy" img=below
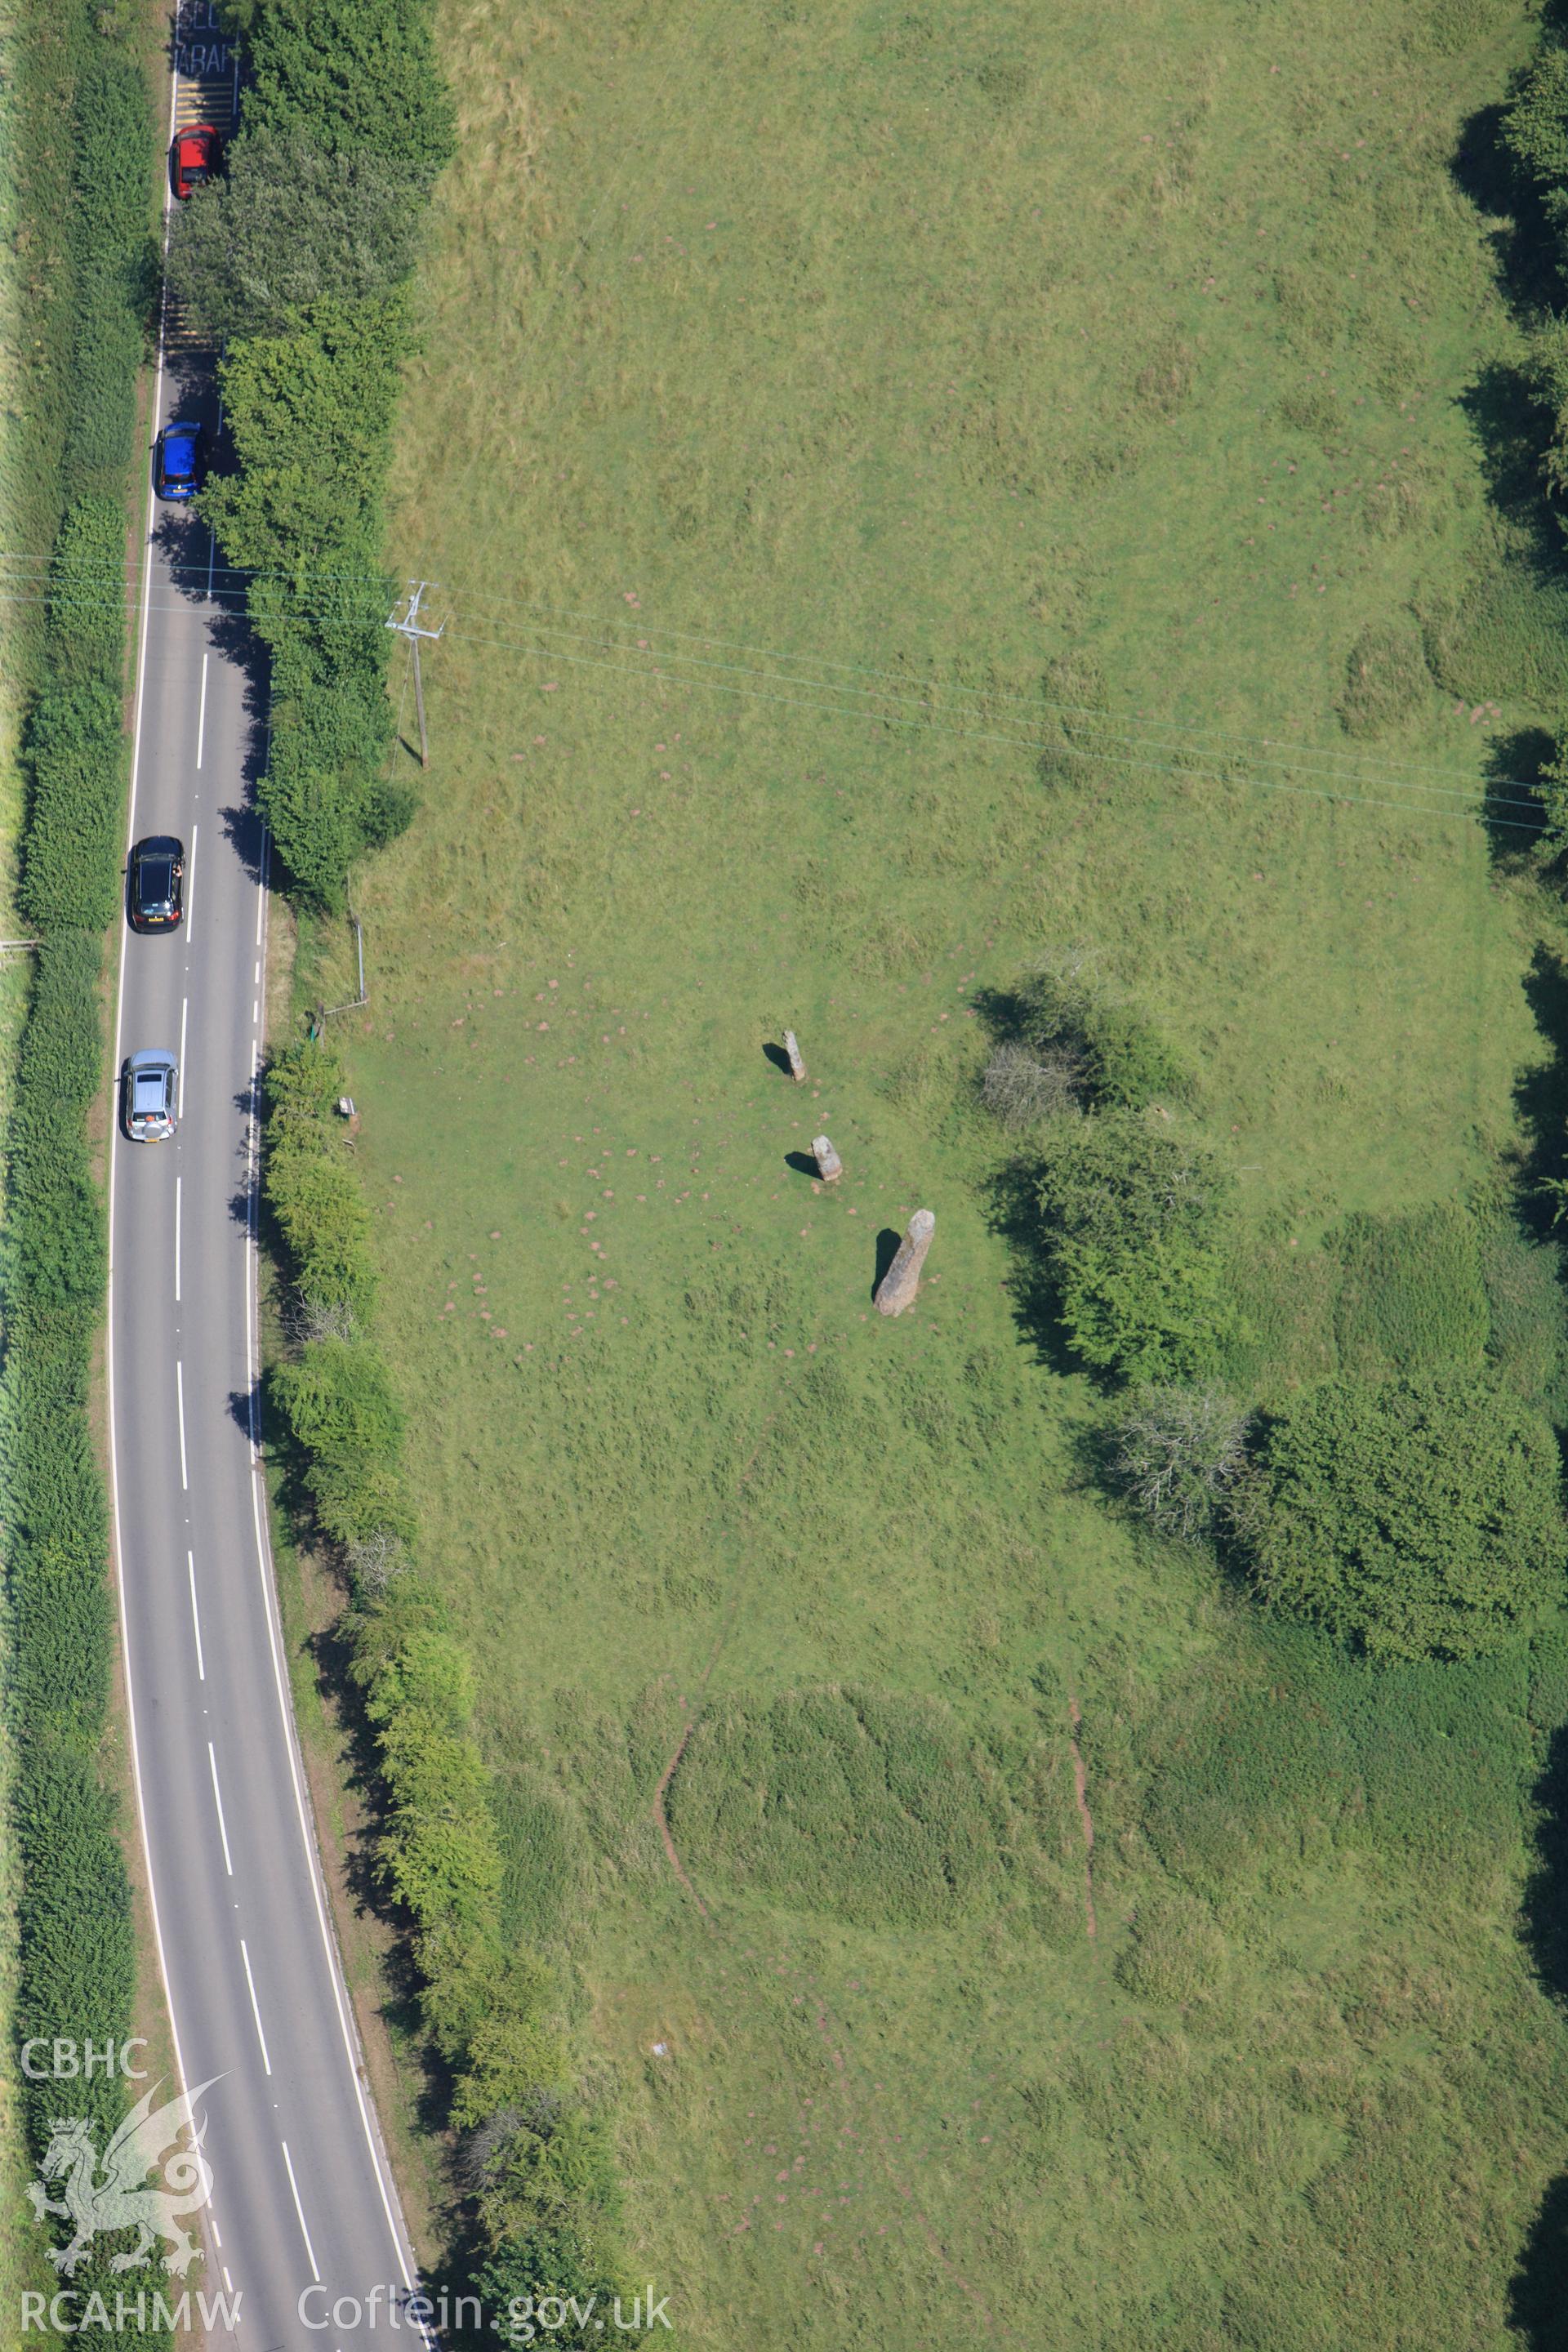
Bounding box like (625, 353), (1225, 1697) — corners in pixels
(167, 127), (420, 341)
(1034, 1111), (1233, 1382)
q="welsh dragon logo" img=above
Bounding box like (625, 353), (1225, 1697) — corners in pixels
(28, 2076), (223, 2278)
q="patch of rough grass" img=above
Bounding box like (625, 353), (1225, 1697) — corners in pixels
(1116, 1885), (1231, 2008)
(1338, 618), (1430, 737)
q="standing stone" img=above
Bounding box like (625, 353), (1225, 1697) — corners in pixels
(875, 1209), (935, 1316)
(783, 1029), (807, 1084)
(813, 1135), (843, 1183)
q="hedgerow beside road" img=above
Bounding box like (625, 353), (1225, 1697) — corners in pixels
(2, 7), (167, 2335)
(185, 0), (452, 911)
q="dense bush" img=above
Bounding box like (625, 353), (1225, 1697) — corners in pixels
(59, 50), (153, 502)
(1111, 1383), (1250, 1542)
(982, 1038), (1082, 1127)
(1502, 47), (1568, 837)
(1503, 43), (1568, 262)
(19, 494), (131, 934)
(228, 0), (453, 189)
(203, 299), (410, 906)
(1244, 1373), (1564, 1660)
(167, 126), (421, 341)
(1034, 1111), (1234, 1381)
(1008, 956), (1187, 1111)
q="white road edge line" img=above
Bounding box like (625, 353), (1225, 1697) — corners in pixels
(279, 2141), (319, 2283)
(187, 1550), (204, 1681)
(207, 1743), (234, 1878)
(195, 648), (208, 768)
(185, 819), (198, 946)
(176, 1359), (189, 1490)
(174, 1174), (181, 1303)
(238, 1940), (272, 2076)
(104, 20), (232, 2301)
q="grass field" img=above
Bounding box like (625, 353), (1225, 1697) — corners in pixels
(290, 0), (1568, 2341)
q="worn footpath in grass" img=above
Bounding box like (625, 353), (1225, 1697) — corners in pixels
(295, 0), (1568, 2341)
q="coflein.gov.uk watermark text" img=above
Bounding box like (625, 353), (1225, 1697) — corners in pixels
(22, 2284), (675, 2336)
(296, 2284), (673, 2340)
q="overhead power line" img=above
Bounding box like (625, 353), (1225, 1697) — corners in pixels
(0, 568), (1549, 833)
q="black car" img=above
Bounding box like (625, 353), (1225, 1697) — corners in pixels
(128, 835), (185, 932)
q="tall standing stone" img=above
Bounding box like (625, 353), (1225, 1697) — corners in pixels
(875, 1209), (935, 1316)
(783, 1029), (807, 1084)
(813, 1135), (843, 1182)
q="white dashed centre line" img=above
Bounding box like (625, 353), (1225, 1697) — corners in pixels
(185, 821), (198, 945)
(238, 1940), (273, 2075)
(207, 1742), (234, 1877)
(174, 1175), (181, 1303)
(279, 2142), (319, 2282)
(178, 995), (188, 1122)
(176, 1359), (189, 1490)
(195, 649), (208, 769)
(187, 1549), (204, 1681)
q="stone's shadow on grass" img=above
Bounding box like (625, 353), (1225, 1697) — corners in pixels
(784, 1149), (818, 1178)
(1511, 2171), (1568, 2352)
(760, 1040), (794, 1078)
(871, 1226), (900, 1300)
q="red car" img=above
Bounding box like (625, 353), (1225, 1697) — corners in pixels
(172, 122), (221, 199)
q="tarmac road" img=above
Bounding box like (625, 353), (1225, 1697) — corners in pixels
(99, 28), (426, 2345)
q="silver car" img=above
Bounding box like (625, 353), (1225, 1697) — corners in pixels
(123, 1049), (177, 1142)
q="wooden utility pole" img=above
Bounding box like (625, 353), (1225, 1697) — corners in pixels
(385, 581), (444, 768)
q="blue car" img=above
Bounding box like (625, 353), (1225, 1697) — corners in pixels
(154, 421), (203, 502)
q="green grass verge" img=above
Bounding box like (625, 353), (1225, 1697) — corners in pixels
(0, 1), (167, 2333)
